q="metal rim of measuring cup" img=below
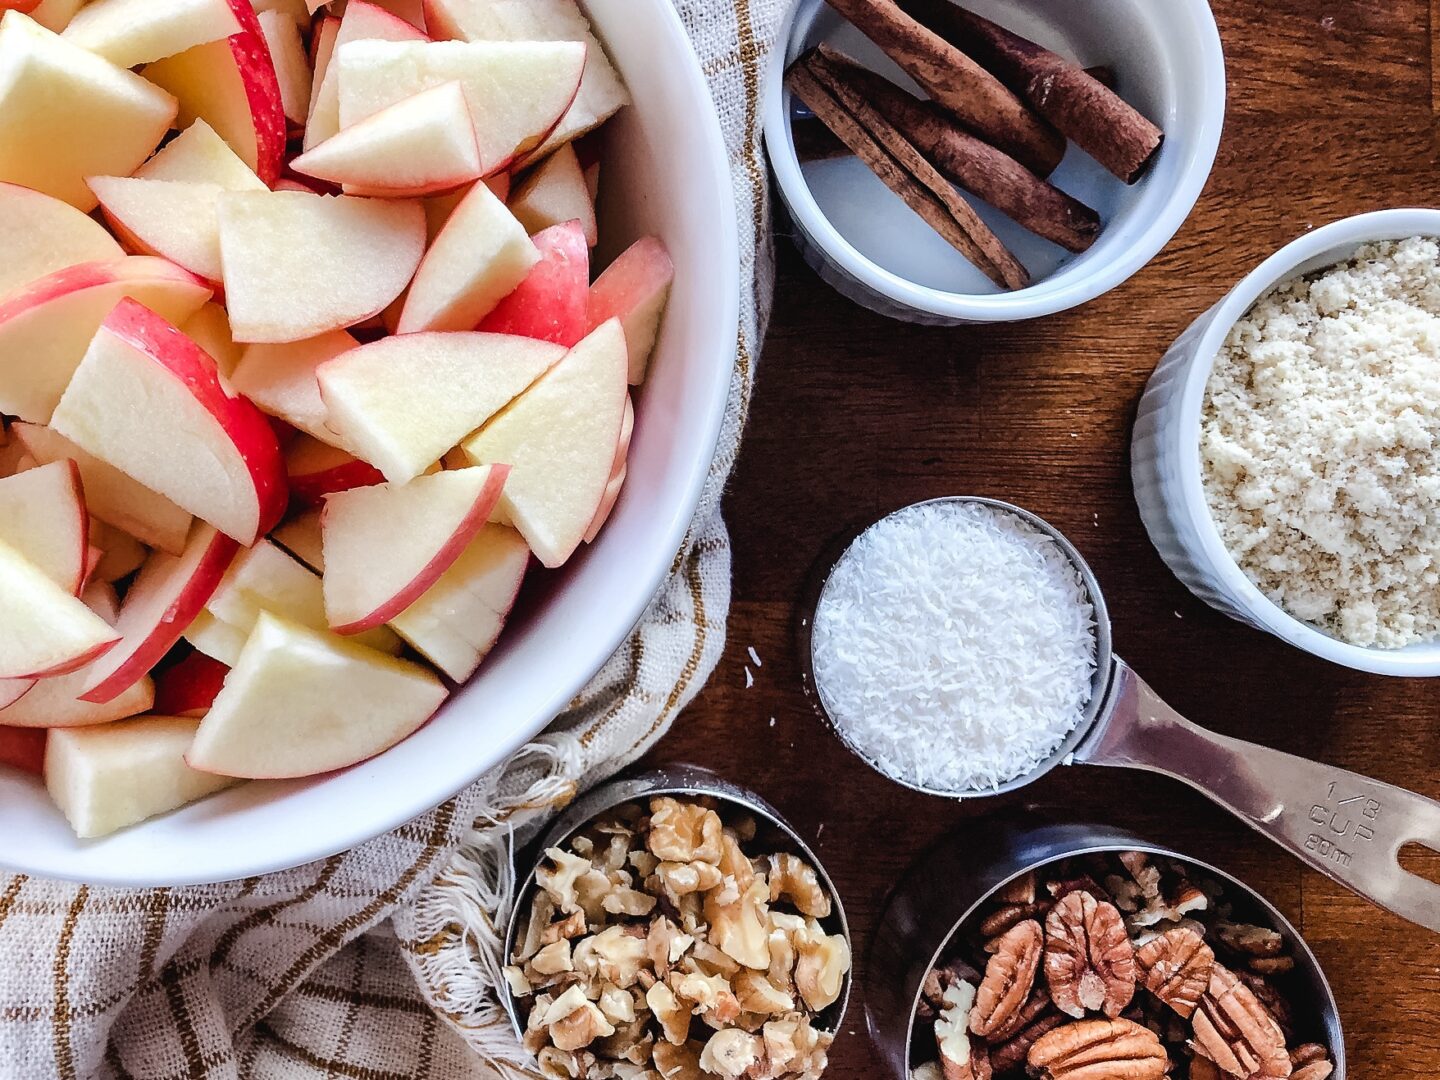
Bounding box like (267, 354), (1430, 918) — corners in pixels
(500, 765), (854, 1052)
(801, 496), (1115, 799)
(864, 816), (1346, 1080)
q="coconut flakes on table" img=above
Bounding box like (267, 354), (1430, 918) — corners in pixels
(811, 501), (1097, 794)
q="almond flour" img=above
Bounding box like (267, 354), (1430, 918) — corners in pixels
(1201, 236), (1440, 648)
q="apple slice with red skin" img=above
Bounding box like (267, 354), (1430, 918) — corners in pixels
(286, 434), (385, 507)
(0, 181), (123, 302)
(89, 523), (149, 583)
(270, 507), (323, 571)
(186, 611), (448, 779)
(0, 725), (44, 776)
(322, 464), (508, 634)
(52, 298), (287, 546)
(142, 0), (286, 184)
(0, 459), (87, 594)
(304, 0), (427, 151)
(0, 537), (119, 679)
(61, 0), (243, 68)
(231, 329), (358, 444)
(584, 394), (632, 544)
(588, 236), (674, 385)
(508, 144), (595, 246)
(136, 118), (262, 188)
(154, 651), (229, 717)
(78, 522), (238, 703)
(476, 220), (589, 346)
(0, 669), (153, 728)
(254, 8), (310, 126)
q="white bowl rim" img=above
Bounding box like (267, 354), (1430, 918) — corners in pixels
(3, 0), (740, 886)
(761, 0), (1227, 321)
(1172, 207), (1440, 676)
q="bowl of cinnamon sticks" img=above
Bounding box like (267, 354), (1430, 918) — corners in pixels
(765, 0), (1225, 324)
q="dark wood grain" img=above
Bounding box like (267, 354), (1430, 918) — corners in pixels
(637, 0), (1440, 1075)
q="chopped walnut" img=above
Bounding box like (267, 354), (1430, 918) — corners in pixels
(517, 890), (558, 962)
(674, 970), (741, 1025)
(652, 1039), (706, 1080)
(707, 876), (773, 970)
(646, 981), (692, 1046)
(539, 848), (606, 915)
(793, 922), (850, 1012)
(657, 860), (724, 901)
(537, 1046), (593, 1078)
(575, 925), (651, 990)
(768, 854), (832, 918)
(547, 985), (617, 1051)
(735, 970), (795, 1016)
(648, 797), (723, 864)
(1044, 892), (1136, 1019)
(544, 910), (588, 945)
(698, 1029), (762, 1078)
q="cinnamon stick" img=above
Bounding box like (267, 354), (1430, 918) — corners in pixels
(786, 55), (1029, 290)
(811, 46), (1099, 253)
(823, 0), (1064, 177)
(901, 0), (1163, 183)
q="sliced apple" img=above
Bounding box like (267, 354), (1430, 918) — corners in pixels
(0, 538), (119, 679)
(292, 81), (481, 197)
(255, 8), (310, 125)
(360, 0), (425, 27)
(15, 424), (192, 554)
(307, 13), (339, 115)
(398, 178), (538, 333)
(62, 0), (243, 68)
(90, 177), (238, 286)
(0, 256), (212, 424)
(286, 434), (386, 505)
(182, 302), (244, 377)
(0, 669), (153, 728)
(52, 298), (287, 545)
(136, 118), (265, 189)
(270, 507), (324, 571)
(0, 460), (87, 594)
(46, 715), (238, 838)
(477, 219), (589, 346)
(461, 318), (627, 567)
(584, 395), (632, 543)
(218, 190), (426, 343)
(154, 652), (230, 718)
(303, 0), (427, 152)
(423, 0), (628, 162)
(143, 0), (286, 185)
(231, 330), (357, 444)
(187, 611), (448, 779)
(183, 608), (248, 664)
(256, 0), (312, 22)
(322, 464), (507, 633)
(334, 37), (585, 175)
(508, 143), (596, 246)
(589, 236), (674, 384)
(0, 725), (45, 776)
(388, 522), (529, 680)
(0, 11), (178, 210)
(80, 579), (120, 623)
(318, 330), (563, 484)
(88, 519), (150, 584)
(0, 182), (124, 303)
(26, 0), (84, 32)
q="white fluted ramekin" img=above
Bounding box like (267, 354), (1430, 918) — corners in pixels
(1132, 208), (1440, 677)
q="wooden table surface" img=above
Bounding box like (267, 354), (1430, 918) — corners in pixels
(642, 1), (1440, 1075)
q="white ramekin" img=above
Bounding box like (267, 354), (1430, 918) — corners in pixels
(762, 0), (1227, 324)
(1132, 208), (1440, 677)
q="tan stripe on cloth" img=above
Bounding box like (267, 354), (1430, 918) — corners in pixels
(0, 1), (785, 1075)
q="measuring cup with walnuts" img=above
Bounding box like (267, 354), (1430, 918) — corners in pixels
(502, 769), (852, 1080)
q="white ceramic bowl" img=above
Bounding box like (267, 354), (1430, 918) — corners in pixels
(0, 0), (740, 886)
(1133, 208), (1440, 677)
(763, 0), (1226, 324)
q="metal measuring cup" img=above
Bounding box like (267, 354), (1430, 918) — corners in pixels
(804, 496), (1440, 934)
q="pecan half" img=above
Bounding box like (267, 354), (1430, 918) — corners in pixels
(1238, 972), (1293, 1041)
(979, 901), (1051, 943)
(987, 1011), (1065, 1074)
(1134, 928), (1214, 1019)
(968, 920), (1043, 1037)
(985, 987), (1051, 1043)
(1044, 892), (1136, 1018)
(1190, 964), (1291, 1078)
(1290, 1044), (1333, 1080)
(1026, 1018), (1167, 1079)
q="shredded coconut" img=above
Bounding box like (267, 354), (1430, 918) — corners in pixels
(1201, 236), (1440, 648)
(811, 501), (1097, 793)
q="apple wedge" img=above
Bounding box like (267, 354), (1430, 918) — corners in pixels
(136, 118), (265, 189)
(398, 178), (538, 333)
(52, 298), (287, 545)
(589, 236), (674, 384)
(286, 435), (386, 506)
(423, 0), (627, 161)
(303, 0), (427, 151)
(270, 507), (324, 571)
(15, 424), (192, 554)
(46, 715), (238, 838)
(255, 9), (310, 126)
(318, 331), (564, 484)
(182, 302), (244, 377)
(335, 38), (585, 175)
(143, 0), (286, 185)
(0, 537), (119, 679)
(90, 176), (250, 286)
(231, 330), (358, 444)
(186, 612), (448, 779)
(461, 318), (627, 567)
(26, 0), (84, 32)
(476, 220), (589, 346)
(0, 669), (153, 728)
(0, 460), (87, 594)
(206, 537), (403, 652)
(154, 652), (230, 717)
(218, 190), (426, 344)
(292, 81), (481, 197)
(0, 725), (45, 776)
(0, 182), (123, 302)
(0, 11), (178, 210)
(584, 394), (632, 543)
(183, 609), (248, 665)
(0, 256), (212, 425)
(361, 0), (426, 27)
(88, 520), (148, 584)
(508, 143), (596, 246)
(61, 0), (242, 67)
(388, 522), (529, 680)
(322, 464), (508, 633)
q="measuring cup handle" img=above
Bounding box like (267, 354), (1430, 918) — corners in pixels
(1077, 658), (1440, 933)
